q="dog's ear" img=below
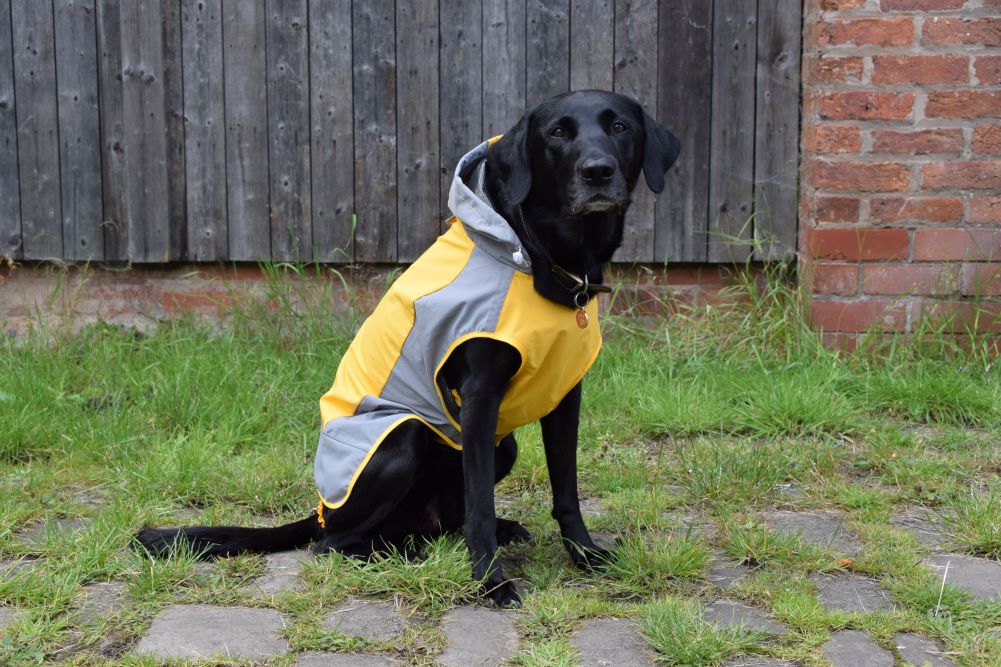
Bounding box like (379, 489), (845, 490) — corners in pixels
(641, 111), (682, 194)
(489, 112), (534, 205)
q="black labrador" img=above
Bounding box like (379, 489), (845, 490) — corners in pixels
(136, 90), (680, 607)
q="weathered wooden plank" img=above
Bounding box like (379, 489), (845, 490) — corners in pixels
(655, 0), (712, 263)
(95, 0), (128, 261)
(707, 0), (756, 263)
(570, 0), (613, 91)
(754, 0), (801, 261)
(396, 0), (439, 262)
(438, 0), (481, 223)
(352, 0), (396, 262)
(54, 0), (104, 261)
(118, 0), (171, 261)
(12, 0), (62, 259)
(181, 0), (226, 260)
(162, 0), (186, 260)
(266, 0), (311, 261)
(612, 0), (657, 262)
(483, 0), (526, 137)
(0, 0), (21, 259)
(223, 0), (270, 261)
(309, 0), (353, 263)
(527, 0), (569, 108)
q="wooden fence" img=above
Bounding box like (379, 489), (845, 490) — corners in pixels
(0, 0), (801, 265)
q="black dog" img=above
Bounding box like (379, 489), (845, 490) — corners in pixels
(136, 90), (680, 608)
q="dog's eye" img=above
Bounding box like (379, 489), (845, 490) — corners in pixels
(612, 121), (627, 134)
(550, 127), (567, 138)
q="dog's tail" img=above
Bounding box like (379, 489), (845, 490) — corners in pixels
(133, 514), (321, 559)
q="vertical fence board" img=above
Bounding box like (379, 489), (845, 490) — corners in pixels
(266, 0), (311, 261)
(483, 0), (525, 137)
(119, 0), (171, 261)
(655, 0), (711, 263)
(612, 0), (657, 262)
(439, 0), (481, 223)
(12, 0), (62, 259)
(397, 0), (440, 261)
(96, 0), (128, 260)
(309, 0), (353, 263)
(162, 0), (187, 260)
(526, 0), (569, 108)
(223, 0), (270, 261)
(754, 0), (801, 261)
(0, 0), (21, 259)
(353, 0), (397, 262)
(707, 0), (756, 263)
(570, 0), (613, 91)
(182, 0), (227, 260)
(54, 0), (103, 260)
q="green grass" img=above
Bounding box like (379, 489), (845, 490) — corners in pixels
(1, 262), (1000, 665)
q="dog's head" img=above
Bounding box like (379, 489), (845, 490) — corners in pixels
(489, 90), (681, 216)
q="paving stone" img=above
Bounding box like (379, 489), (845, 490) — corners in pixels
(707, 554), (755, 590)
(814, 574), (896, 613)
(437, 606), (519, 667)
(0, 607), (17, 632)
(894, 633), (959, 667)
(702, 601), (787, 636)
(19, 518), (90, 545)
(251, 549), (311, 596)
(892, 510), (945, 548)
(0, 558), (41, 581)
(321, 599), (406, 642)
(134, 604), (289, 659)
(294, 651), (401, 666)
(821, 630), (893, 667)
(75, 581), (128, 625)
(569, 618), (656, 666)
(926, 554), (1001, 601)
(761, 510), (862, 556)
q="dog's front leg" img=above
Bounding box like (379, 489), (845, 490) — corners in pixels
(541, 382), (610, 571)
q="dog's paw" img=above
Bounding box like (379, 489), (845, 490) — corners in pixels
(566, 541), (614, 572)
(495, 518), (532, 546)
(483, 579), (522, 608)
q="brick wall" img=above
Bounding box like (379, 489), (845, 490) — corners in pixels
(802, 0), (1001, 345)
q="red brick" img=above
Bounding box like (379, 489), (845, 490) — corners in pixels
(815, 196), (860, 223)
(969, 196), (1001, 224)
(817, 92), (914, 121)
(819, 0), (866, 9)
(913, 300), (1001, 333)
(803, 125), (862, 154)
(922, 162), (1001, 190)
(814, 18), (914, 47)
(976, 56), (1001, 86)
(806, 56), (864, 85)
(870, 129), (963, 155)
(810, 161), (911, 192)
(870, 197), (963, 224)
(806, 227), (910, 260)
(871, 55), (968, 85)
(813, 263), (860, 296)
(862, 263), (959, 296)
(811, 299), (907, 332)
(972, 125), (1001, 155)
(880, 0), (963, 8)
(914, 228), (1001, 261)
(162, 290), (236, 316)
(923, 17), (1001, 47)
(962, 263), (1001, 296)
(926, 92), (1001, 119)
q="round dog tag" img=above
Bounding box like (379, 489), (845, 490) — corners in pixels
(576, 308), (589, 329)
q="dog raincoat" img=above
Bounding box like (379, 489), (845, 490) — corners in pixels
(315, 139), (602, 511)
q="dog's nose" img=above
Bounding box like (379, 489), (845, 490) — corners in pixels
(580, 158), (616, 184)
